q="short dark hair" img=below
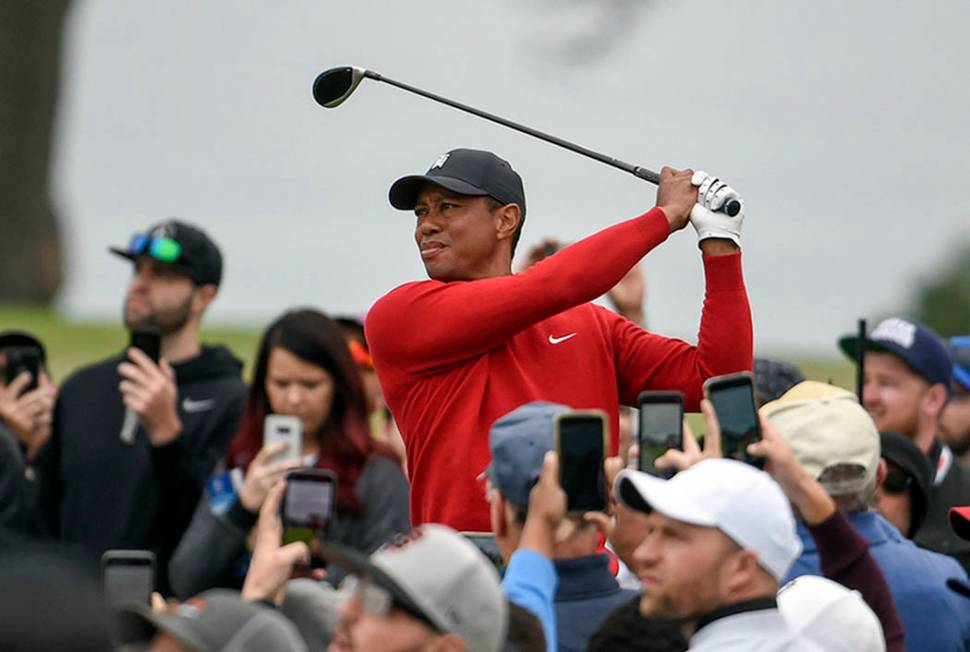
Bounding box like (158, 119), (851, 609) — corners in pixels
(504, 601), (546, 652)
(587, 597), (687, 652)
(486, 197), (525, 257)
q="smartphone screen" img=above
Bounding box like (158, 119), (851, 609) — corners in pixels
(705, 373), (762, 467)
(282, 469), (336, 547)
(555, 412), (607, 513)
(129, 329), (161, 364)
(3, 346), (41, 394)
(102, 551), (155, 608)
(264, 415), (304, 462)
(638, 391), (684, 478)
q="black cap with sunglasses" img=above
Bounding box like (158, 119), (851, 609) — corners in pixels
(879, 431), (932, 537)
(109, 220), (223, 287)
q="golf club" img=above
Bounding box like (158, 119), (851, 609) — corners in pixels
(312, 66), (741, 216)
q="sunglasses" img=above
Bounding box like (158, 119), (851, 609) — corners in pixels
(883, 468), (913, 494)
(127, 233), (182, 263)
(338, 574), (440, 631)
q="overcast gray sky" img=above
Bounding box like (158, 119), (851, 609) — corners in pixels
(53, 0), (970, 353)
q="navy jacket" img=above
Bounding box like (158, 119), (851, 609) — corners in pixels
(553, 553), (635, 652)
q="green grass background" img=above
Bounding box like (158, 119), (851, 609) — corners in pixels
(1, 306), (857, 416)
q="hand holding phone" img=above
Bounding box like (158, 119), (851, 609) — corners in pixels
(554, 410), (608, 514)
(703, 372), (762, 468)
(101, 550), (155, 608)
(281, 469), (336, 552)
(129, 328), (161, 364)
(638, 391), (684, 478)
(264, 415), (303, 462)
(3, 346), (41, 395)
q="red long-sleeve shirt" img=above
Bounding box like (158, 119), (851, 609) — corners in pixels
(366, 207), (753, 531)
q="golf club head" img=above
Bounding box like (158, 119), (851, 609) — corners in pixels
(312, 66), (368, 108)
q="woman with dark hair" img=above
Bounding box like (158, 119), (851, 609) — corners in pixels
(168, 309), (409, 599)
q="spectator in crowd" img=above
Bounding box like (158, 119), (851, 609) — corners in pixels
(614, 458), (805, 650)
(763, 381), (970, 651)
(940, 335), (970, 464)
(168, 309), (409, 598)
(752, 357), (805, 406)
(366, 148), (752, 533)
(483, 402), (635, 652)
(33, 220), (246, 592)
(612, 396), (906, 650)
(118, 588), (307, 652)
(0, 330), (55, 538)
(875, 431), (932, 538)
(586, 597), (687, 652)
(322, 524), (508, 652)
(334, 315), (406, 465)
(839, 317), (970, 571)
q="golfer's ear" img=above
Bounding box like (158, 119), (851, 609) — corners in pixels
(495, 203), (521, 242)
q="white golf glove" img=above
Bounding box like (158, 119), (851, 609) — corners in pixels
(689, 171), (744, 247)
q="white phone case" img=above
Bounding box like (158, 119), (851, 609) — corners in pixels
(264, 414), (303, 462)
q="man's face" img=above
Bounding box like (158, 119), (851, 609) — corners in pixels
(940, 385), (970, 457)
(634, 511), (739, 622)
(328, 590), (440, 652)
(862, 351), (930, 435)
(124, 257), (198, 334)
(413, 184), (506, 282)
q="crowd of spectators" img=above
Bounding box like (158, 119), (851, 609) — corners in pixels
(1, 149), (969, 651)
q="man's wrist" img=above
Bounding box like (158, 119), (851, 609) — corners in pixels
(699, 238), (740, 256)
(149, 418), (183, 447)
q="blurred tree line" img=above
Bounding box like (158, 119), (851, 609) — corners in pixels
(913, 240), (970, 338)
(0, 0), (72, 305)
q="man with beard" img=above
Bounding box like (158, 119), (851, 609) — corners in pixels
(33, 220), (246, 592)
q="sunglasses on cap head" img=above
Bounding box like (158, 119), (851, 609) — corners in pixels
(337, 575), (440, 632)
(882, 468), (913, 494)
(126, 233), (183, 264)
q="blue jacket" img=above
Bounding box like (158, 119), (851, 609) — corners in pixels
(786, 510), (970, 652)
(554, 553), (636, 652)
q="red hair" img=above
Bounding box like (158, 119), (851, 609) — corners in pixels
(225, 309), (398, 515)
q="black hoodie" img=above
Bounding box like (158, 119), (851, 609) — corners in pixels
(33, 346), (245, 592)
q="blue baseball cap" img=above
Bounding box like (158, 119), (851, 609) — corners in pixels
(950, 336), (970, 391)
(838, 318), (952, 394)
(481, 401), (570, 508)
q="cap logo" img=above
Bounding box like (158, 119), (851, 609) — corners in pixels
(383, 527), (427, 553)
(150, 223), (175, 239)
(872, 318), (916, 349)
(432, 153), (450, 169)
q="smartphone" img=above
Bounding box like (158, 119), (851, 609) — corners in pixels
(703, 372), (762, 468)
(3, 346), (41, 394)
(101, 550), (155, 608)
(264, 414), (303, 462)
(554, 410), (608, 514)
(638, 391), (684, 478)
(281, 469), (337, 551)
(129, 328), (161, 364)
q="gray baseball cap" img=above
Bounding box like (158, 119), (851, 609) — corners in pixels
(322, 524), (507, 652)
(117, 589), (307, 652)
(481, 401), (570, 507)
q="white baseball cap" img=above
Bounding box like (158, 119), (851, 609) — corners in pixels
(778, 575), (885, 652)
(322, 524), (507, 652)
(616, 458), (802, 581)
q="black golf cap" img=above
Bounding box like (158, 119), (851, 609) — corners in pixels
(388, 148), (526, 218)
(109, 219), (223, 287)
(879, 431), (931, 537)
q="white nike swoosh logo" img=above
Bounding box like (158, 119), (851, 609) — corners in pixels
(182, 397), (216, 413)
(548, 333), (577, 345)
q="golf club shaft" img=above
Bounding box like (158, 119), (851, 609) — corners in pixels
(364, 70), (660, 184)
